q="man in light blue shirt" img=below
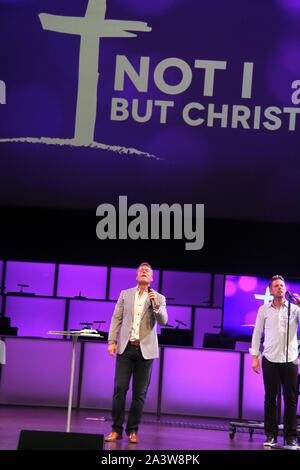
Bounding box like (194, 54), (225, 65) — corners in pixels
(250, 275), (300, 448)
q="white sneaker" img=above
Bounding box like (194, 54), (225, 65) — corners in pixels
(263, 436), (277, 447)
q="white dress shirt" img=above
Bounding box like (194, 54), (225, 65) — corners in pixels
(249, 301), (300, 363)
(130, 288), (148, 341)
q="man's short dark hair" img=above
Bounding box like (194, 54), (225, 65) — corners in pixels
(269, 275), (285, 288)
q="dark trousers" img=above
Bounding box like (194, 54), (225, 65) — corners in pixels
(262, 356), (298, 440)
(112, 342), (154, 435)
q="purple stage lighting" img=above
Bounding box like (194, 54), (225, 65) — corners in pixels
(57, 264), (108, 299)
(162, 270), (211, 305)
(5, 296), (66, 338)
(109, 267), (159, 300)
(5, 261), (55, 296)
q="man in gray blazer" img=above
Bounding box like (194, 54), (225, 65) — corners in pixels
(105, 262), (168, 444)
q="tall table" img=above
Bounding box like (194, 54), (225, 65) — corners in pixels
(48, 330), (103, 432)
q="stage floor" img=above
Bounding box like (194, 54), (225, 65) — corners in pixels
(0, 405), (273, 451)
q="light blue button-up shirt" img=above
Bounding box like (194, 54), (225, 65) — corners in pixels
(249, 301), (300, 363)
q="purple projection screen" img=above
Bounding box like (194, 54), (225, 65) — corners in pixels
(222, 274), (300, 339)
(1, 1), (300, 224)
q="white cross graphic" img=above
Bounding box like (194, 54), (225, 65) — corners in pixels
(39, 0), (151, 144)
(0, 0), (156, 158)
(254, 286), (273, 304)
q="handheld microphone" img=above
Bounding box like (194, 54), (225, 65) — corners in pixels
(147, 286), (155, 310)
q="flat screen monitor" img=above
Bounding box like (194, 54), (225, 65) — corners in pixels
(222, 274), (300, 340)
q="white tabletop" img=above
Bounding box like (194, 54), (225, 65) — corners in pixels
(48, 330), (103, 337)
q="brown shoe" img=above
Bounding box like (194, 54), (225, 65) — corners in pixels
(105, 431), (122, 442)
(128, 432), (139, 443)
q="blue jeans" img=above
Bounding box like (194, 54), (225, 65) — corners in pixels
(111, 342), (154, 435)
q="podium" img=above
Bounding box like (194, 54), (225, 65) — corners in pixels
(48, 330), (103, 432)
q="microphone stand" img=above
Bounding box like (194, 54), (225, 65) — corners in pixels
(286, 296), (291, 364)
(273, 294), (294, 450)
(284, 296), (291, 447)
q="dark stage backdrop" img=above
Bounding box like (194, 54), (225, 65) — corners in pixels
(0, 0), (300, 273)
(0, 205), (300, 278)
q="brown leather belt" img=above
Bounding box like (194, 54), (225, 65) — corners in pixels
(130, 341), (140, 346)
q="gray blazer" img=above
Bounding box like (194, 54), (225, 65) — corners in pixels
(108, 287), (168, 359)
